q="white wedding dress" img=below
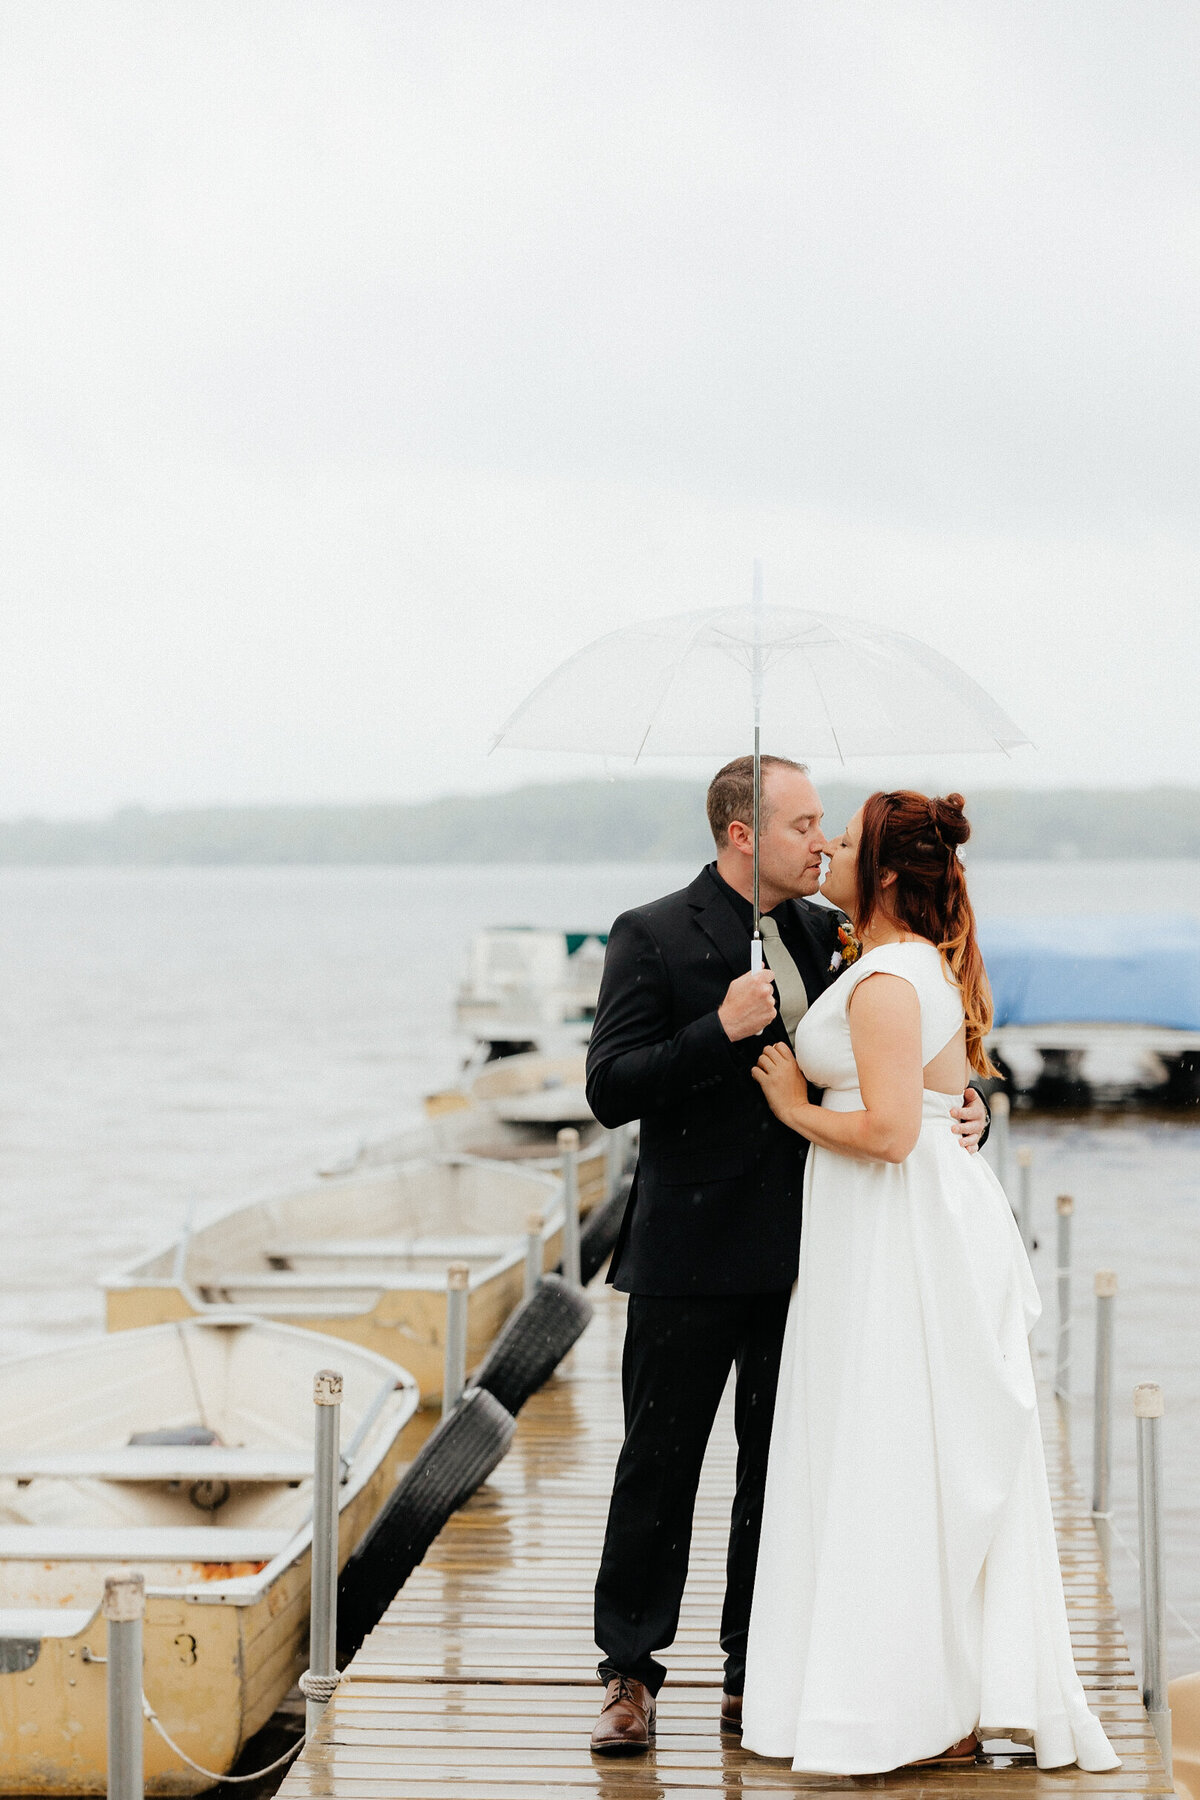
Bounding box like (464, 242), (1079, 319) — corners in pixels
(741, 943), (1119, 1775)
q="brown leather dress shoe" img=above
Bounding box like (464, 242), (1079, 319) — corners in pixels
(719, 1692), (743, 1734)
(907, 1732), (980, 1766)
(590, 1676), (656, 1755)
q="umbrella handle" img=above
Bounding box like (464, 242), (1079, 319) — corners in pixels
(750, 935), (764, 973)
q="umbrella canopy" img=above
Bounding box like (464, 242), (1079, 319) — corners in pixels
(493, 603), (1030, 762)
(493, 588), (1030, 946)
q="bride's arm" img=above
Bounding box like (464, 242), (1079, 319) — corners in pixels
(751, 975), (924, 1164)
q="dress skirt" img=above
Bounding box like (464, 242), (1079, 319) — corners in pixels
(740, 1090), (1119, 1775)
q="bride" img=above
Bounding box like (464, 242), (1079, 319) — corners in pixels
(740, 790), (1119, 1776)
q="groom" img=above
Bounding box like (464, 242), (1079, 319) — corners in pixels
(584, 755), (989, 1753)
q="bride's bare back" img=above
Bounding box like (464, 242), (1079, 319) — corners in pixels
(923, 1021), (969, 1095)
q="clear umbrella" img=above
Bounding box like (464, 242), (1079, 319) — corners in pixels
(493, 566), (1030, 960)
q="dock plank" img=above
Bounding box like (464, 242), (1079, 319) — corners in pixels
(280, 1288), (1168, 1797)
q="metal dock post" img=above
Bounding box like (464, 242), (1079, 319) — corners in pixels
(443, 1263), (470, 1416)
(104, 1571), (144, 1800)
(1055, 1194), (1073, 1403)
(990, 1089), (1011, 1194)
(303, 1368), (343, 1735)
(1016, 1146), (1034, 1252)
(1135, 1382), (1171, 1776)
(558, 1127), (582, 1288)
(1091, 1271), (1116, 1565)
(524, 1210), (544, 1302)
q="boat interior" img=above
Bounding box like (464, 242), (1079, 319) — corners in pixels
(411, 1053), (605, 1164)
(116, 1155), (562, 1312)
(466, 1052), (586, 1097)
(433, 1103), (604, 1162)
(0, 1319), (417, 1611)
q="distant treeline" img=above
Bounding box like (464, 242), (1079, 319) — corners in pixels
(0, 782), (1197, 865)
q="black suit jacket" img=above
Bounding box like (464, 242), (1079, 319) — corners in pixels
(585, 869), (845, 1296)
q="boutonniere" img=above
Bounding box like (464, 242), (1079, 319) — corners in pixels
(830, 923), (862, 972)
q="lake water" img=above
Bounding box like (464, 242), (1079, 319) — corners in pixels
(1, 860), (1197, 1676)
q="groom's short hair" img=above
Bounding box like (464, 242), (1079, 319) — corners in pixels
(706, 755), (809, 847)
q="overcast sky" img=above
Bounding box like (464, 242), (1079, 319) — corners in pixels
(1, 1), (1197, 815)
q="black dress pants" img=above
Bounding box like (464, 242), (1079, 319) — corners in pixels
(594, 1289), (791, 1697)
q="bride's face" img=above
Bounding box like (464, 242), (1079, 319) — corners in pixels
(819, 809), (861, 917)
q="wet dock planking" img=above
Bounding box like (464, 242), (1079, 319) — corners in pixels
(279, 1287), (1169, 1797)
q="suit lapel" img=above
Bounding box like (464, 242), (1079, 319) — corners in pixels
(688, 870), (791, 1049)
(687, 870), (752, 982)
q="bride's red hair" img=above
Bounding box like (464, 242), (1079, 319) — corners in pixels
(855, 791), (998, 1078)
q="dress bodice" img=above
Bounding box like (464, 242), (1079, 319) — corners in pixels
(792, 941), (964, 1093)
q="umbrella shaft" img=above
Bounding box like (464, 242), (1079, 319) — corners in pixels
(753, 722), (760, 934)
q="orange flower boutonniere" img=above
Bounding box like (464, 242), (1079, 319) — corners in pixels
(831, 924), (862, 972)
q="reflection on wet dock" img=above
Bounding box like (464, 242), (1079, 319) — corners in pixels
(279, 1288), (1169, 1797)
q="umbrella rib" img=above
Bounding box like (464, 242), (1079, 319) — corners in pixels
(810, 615), (926, 752)
(490, 622), (636, 750)
(629, 612), (736, 762)
(800, 648), (847, 767)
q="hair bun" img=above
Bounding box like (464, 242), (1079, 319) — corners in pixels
(933, 794), (970, 848)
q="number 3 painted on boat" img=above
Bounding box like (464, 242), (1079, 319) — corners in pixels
(174, 1633), (198, 1665)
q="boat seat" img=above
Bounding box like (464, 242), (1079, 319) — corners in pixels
(0, 1605), (97, 1639)
(199, 1265), (506, 1301)
(196, 1292), (390, 1317)
(465, 1140), (557, 1161)
(263, 1235), (517, 1267)
(0, 1447), (314, 1484)
(130, 1425), (220, 1447)
(0, 1525), (294, 1562)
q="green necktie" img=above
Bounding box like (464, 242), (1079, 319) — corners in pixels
(758, 913), (809, 1046)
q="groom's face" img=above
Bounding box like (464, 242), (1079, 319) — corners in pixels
(760, 769), (827, 899)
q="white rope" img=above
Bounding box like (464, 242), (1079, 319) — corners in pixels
(1101, 1516), (1200, 1653)
(1167, 1601), (1200, 1651)
(1105, 1512), (1141, 1572)
(299, 1668), (341, 1703)
(142, 1692), (307, 1782)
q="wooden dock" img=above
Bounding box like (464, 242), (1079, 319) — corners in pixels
(279, 1288), (1170, 1797)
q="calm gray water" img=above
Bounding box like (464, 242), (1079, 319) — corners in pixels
(0, 860), (1197, 1674)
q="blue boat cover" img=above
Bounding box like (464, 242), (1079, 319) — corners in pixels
(979, 915), (1200, 1031)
